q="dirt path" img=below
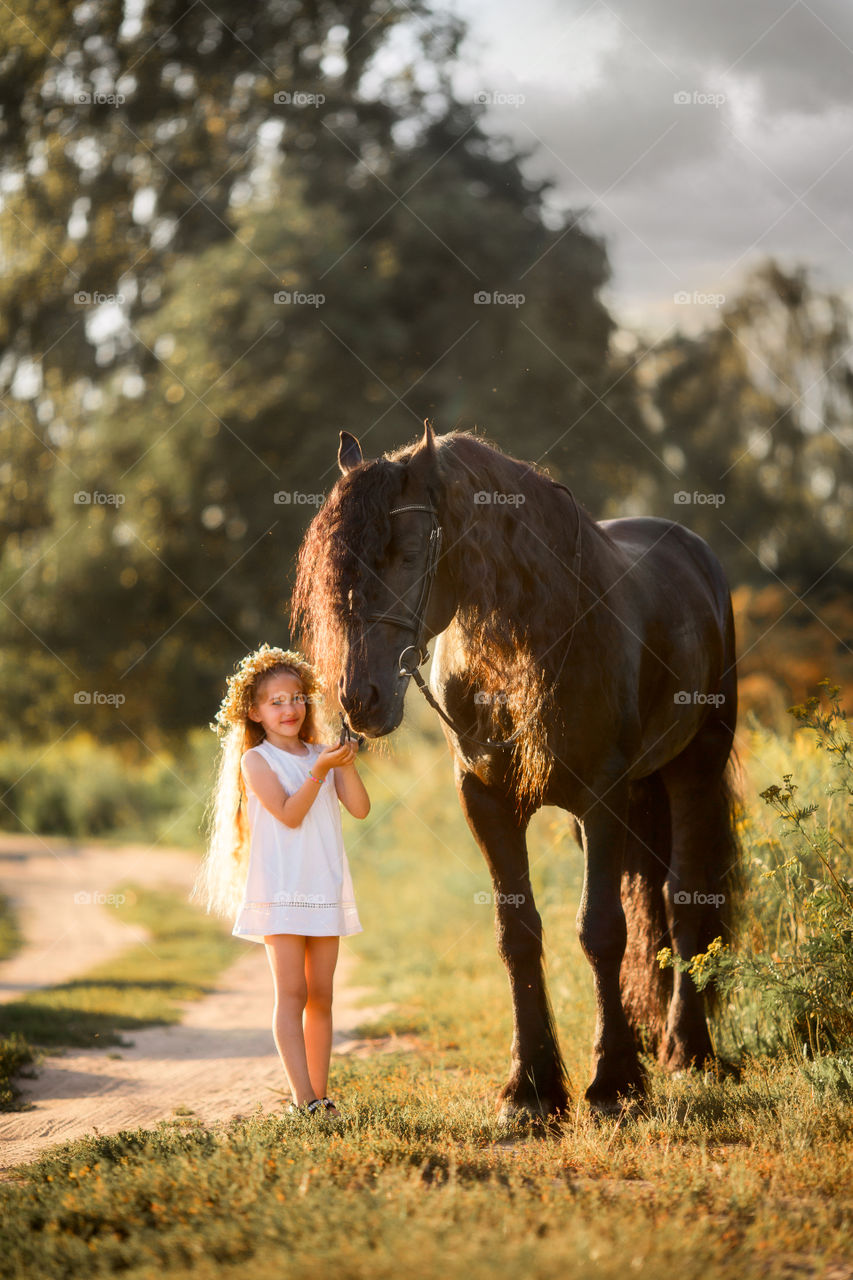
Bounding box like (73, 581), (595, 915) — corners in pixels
(0, 835), (393, 1171)
(0, 833), (199, 1002)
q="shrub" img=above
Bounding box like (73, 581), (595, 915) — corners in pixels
(660, 680), (853, 1059)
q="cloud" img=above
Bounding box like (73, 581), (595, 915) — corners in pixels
(603, 0), (853, 115)
(453, 0), (853, 326)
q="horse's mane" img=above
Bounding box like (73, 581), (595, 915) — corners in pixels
(291, 452), (409, 714)
(292, 429), (608, 807)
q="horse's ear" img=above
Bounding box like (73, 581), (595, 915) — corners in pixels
(422, 418), (436, 456)
(338, 430), (364, 474)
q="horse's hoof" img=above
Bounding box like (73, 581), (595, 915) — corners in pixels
(496, 1098), (566, 1131)
(584, 1079), (646, 1120)
(660, 1046), (741, 1082)
(704, 1056), (742, 1083)
(587, 1093), (646, 1123)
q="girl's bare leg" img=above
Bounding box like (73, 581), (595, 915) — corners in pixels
(304, 936), (340, 1101)
(264, 934), (316, 1105)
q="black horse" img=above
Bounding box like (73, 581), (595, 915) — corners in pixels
(292, 422), (740, 1119)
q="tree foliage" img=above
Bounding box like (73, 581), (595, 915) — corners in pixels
(1, 4), (851, 746)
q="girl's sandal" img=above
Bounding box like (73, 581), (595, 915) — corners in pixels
(320, 1097), (340, 1116)
(287, 1098), (323, 1116)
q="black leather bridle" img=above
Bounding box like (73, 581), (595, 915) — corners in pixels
(365, 503), (443, 679)
(362, 492), (584, 751)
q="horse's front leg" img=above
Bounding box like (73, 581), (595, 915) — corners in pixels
(457, 768), (569, 1123)
(578, 781), (646, 1112)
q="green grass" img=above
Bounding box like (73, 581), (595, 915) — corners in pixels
(2, 1061), (852, 1279)
(0, 729), (216, 846)
(0, 894), (33, 1111)
(0, 883), (241, 1052)
(0, 1034), (38, 1113)
(0, 892), (23, 963)
(2, 693), (852, 1277)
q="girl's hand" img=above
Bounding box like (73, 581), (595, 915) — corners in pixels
(315, 742), (356, 778)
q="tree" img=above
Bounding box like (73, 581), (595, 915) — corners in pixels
(645, 261), (853, 589)
(1, 0), (647, 744)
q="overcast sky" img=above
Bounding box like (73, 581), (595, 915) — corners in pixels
(449, 0), (853, 334)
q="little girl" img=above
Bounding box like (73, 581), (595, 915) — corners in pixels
(194, 643), (370, 1117)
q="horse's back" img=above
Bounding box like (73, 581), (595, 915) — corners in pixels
(593, 515), (737, 767)
(598, 515), (732, 623)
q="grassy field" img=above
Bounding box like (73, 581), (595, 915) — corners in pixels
(0, 885), (242, 1054)
(0, 886), (243, 1111)
(1, 692), (852, 1278)
(0, 893), (23, 963)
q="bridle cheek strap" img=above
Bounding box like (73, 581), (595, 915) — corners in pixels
(365, 504), (442, 672)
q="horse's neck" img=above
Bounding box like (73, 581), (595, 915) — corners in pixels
(429, 618), (471, 687)
(435, 500), (615, 669)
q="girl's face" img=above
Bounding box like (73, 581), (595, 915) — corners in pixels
(248, 671), (308, 745)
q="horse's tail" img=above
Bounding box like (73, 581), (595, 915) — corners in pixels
(619, 748), (744, 1051)
(619, 772), (673, 1056)
(699, 745), (744, 1017)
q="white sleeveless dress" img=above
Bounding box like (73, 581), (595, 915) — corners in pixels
(232, 738), (363, 943)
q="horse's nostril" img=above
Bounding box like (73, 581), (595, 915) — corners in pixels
(340, 682), (381, 719)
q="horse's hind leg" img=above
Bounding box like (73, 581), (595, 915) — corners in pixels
(659, 707), (737, 1071)
(619, 772), (673, 1059)
(577, 779), (647, 1111)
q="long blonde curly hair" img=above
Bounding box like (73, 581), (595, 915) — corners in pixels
(191, 644), (329, 918)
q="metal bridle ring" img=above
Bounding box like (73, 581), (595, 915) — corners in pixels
(397, 645), (424, 678)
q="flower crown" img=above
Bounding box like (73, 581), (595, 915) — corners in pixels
(211, 643), (325, 736)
